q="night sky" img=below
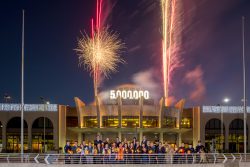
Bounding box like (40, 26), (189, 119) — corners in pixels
(0, 0), (250, 107)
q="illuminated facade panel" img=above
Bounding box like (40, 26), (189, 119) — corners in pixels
(203, 106), (250, 113)
(0, 104), (58, 112)
(122, 116), (139, 128)
(83, 116), (98, 127)
(102, 116), (119, 127)
(162, 116), (176, 128)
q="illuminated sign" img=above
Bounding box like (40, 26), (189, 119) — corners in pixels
(0, 104), (58, 112)
(110, 90), (150, 100)
(202, 106), (250, 113)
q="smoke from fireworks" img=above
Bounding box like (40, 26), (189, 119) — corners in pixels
(76, 0), (125, 97)
(161, 0), (182, 105)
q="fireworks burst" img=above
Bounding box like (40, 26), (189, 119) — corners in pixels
(76, 0), (125, 97)
(161, 0), (182, 105)
(76, 28), (125, 79)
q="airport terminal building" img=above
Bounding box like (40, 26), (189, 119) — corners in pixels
(0, 87), (249, 153)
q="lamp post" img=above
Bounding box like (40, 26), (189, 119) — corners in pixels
(221, 98), (230, 152)
(21, 9), (25, 159)
(40, 97), (50, 153)
(3, 94), (12, 103)
(242, 16), (247, 156)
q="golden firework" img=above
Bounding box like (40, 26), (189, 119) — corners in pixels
(76, 28), (125, 78)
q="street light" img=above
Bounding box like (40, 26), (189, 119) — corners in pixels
(40, 97), (50, 153)
(221, 98), (230, 152)
(3, 94), (12, 103)
(242, 16), (247, 156)
(223, 98), (230, 103)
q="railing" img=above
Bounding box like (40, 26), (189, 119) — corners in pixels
(0, 153), (249, 164)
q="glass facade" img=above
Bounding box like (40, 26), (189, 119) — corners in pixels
(205, 119), (225, 152)
(162, 116), (176, 128)
(102, 116), (119, 127)
(142, 116), (159, 128)
(122, 116), (139, 128)
(7, 135), (28, 152)
(6, 117), (29, 152)
(83, 116), (98, 127)
(229, 119), (248, 153)
(32, 117), (54, 152)
(181, 118), (192, 128)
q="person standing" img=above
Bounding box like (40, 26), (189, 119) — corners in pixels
(103, 143), (111, 164)
(177, 143), (186, 164)
(148, 142), (156, 164)
(94, 143), (103, 164)
(110, 142), (117, 164)
(141, 143), (148, 164)
(128, 142), (134, 164)
(141, 136), (148, 148)
(71, 141), (80, 164)
(94, 135), (102, 147)
(195, 140), (205, 153)
(115, 137), (121, 147)
(104, 138), (111, 148)
(116, 143), (124, 164)
(132, 137), (137, 149)
(64, 141), (72, 164)
(86, 142), (94, 164)
(134, 141), (141, 164)
(124, 143), (129, 163)
(157, 142), (166, 164)
(195, 140), (206, 163)
(186, 145), (195, 164)
(80, 142), (87, 164)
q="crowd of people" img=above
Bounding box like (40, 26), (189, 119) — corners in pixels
(64, 135), (207, 164)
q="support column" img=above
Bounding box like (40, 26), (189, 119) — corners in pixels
(139, 131), (143, 143)
(118, 132), (122, 140)
(178, 133), (182, 147)
(78, 133), (83, 144)
(95, 96), (101, 128)
(28, 123), (32, 151)
(139, 97), (143, 128)
(160, 132), (163, 143)
(118, 97), (122, 128)
(225, 125), (229, 152)
(2, 124), (6, 152)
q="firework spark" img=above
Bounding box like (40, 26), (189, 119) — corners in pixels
(161, 0), (182, 105)
(76, 28), (125, 79)
(76, 0), (125, 97)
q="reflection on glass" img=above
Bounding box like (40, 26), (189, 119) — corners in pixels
(142, 116), (159, 128)
(83, 116), (98, 127)
(102, 116), (119, 127)
(205, 119), (225, 152)
(229, 119), (248, 153)
(205, 134), (224, 152)
(162, 116), (176, 128)
(122, 116), (139, 128)
(181, 118), (192, 128)
(32, 132), (54, 152)
(7, 135), (28, 152)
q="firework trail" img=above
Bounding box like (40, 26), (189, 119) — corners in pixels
(76, 0), (125, 97)
(161, 0), (182, 105)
